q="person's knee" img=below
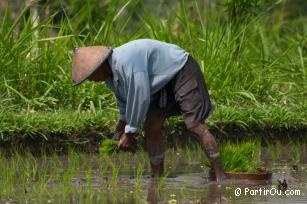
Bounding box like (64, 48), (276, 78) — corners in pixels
(149, 153), (164, 165)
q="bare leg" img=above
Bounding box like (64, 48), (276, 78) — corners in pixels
(144, 116), (166, 177)
(190, 123), (226, 182)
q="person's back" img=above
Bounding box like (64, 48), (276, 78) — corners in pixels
(109, 39), (189, 94)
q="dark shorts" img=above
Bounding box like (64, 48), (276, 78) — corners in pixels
(147, 56), (213, 129)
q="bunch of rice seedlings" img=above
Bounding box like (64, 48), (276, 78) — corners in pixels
(204, 141), (261, 173)
(99, 139), (118, 155)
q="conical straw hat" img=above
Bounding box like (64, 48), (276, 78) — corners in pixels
(72, 46), (112, 85)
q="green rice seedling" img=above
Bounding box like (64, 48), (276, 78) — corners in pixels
(48, 152), (64, 185)
(288, 139), (302, 165)
(157, 175), (167, 192)
(204, 141), (261, 173)
(184, 147), (193, 166)
(117, 151), (129, 172)
(267, 140), (282, 163)
(98, 158), (109, 185)
(166, 148), (179, 173)
(0, 151), (6, 197)
(67, 147), (81, 176)
(184, 143), (205, 167)
(109, 165), (120, 188)
(136, 150), (148, 168)
(86, 168), (93, 192)
(99, 139), (118, 155)
(134, 163), (144, 191)
(78, 152), (92, 172)
(36, 160), (49, 192)
(1, 155), (17, 197)
(102, 153), (121, 187)
(267, 141), (277, 163)
(60, 163), (75, 199)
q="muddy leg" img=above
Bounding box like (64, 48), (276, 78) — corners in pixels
(189, 123), (226, 182)
(144, 116), (166, 177)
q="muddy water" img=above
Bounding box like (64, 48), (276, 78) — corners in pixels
(60, 144), (307, 203)
(1, 142), (307, 204)
(78, 143), (307, 203)
(85, 164), (307, 203)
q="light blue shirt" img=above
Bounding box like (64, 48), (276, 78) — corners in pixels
(105, 39), (189, 133)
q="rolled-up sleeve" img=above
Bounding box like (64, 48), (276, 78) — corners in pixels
(124, 72), (150, 133)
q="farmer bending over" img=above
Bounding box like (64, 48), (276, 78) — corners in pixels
(72, 39), (226, 181)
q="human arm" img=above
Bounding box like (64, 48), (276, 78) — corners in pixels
(124, 71), (151, 133)
(118, 71), (150, 150)
(113, 106), (137, 152)
(118, 132), (136, 152)
(112, 95), (127, 140)
(112, 119), (126, 140)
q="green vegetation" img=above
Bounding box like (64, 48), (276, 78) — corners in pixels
(204, 141), (261, 172)
(0, 0), (306, 142)
(265, 138), (303, 165)
(0, 147), (206, 203)
(0, 110), (117, 150)
(1, 106), (305, 149)
(99, 139), (118, 155)
(0, 149), (143, 203)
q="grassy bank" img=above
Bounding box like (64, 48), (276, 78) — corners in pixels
(0, 110), (116, 151)
(1, 104), (306, 150)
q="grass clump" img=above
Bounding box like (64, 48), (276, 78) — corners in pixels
(205, 141), (261, 173)
(99, 139), (118, 155)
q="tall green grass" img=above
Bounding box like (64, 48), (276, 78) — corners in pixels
(0, 0), (305, 112)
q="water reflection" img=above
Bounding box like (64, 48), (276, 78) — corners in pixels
(1, 139), (307, 203)
(204, 183), (229, 204)
(146, 177), (231, 204)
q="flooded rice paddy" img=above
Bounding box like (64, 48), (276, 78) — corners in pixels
(0, 139), (307, 204)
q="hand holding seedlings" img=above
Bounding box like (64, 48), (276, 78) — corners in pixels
(118, 133), (136, 152)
